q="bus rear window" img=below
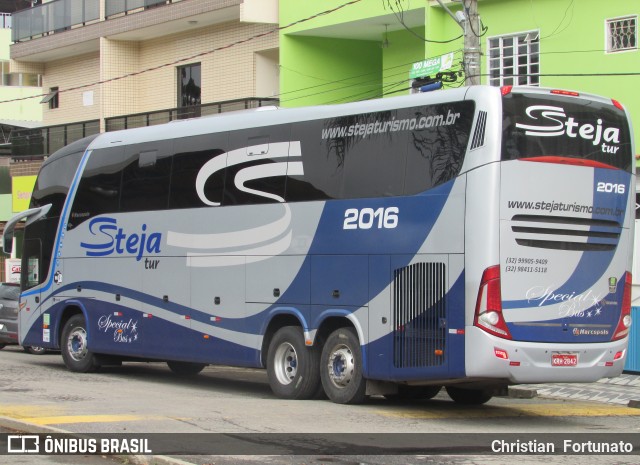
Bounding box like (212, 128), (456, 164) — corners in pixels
(501, 93), (633, 172)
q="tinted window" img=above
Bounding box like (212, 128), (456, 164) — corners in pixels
(68, 146), (124, 229)
(404, 101), (475, 194)
(288, 101), (475, 201)
(502, 93), (633, 172)
(223, 126), (291, 205)
(121, 141), (173, 212)
(30, 135), (97, 217)
(169, 133), (228, 209)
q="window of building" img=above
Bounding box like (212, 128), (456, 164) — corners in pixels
(177, 63), (201, 119)
(606, 16), (637, 53)
(1, 60), (42, 87)
(41, 87), (59, 109)
(488, 31), (539, 87)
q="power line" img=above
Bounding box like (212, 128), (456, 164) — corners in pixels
(0, 0), (365, 106)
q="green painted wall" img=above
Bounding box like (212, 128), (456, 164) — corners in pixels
(279, 35), (382, 107)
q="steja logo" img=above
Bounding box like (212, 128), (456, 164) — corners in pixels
(80, 217), (162, 261)
(515, 105), (621, 154)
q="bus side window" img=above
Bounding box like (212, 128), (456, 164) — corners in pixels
(169, 133), (228, 209)
(68, 146), (124, 228)
(340, 110), (406, 199)
(223, 126), (290, 206)
(404, 101), (475, 195)
(121, 141), (173, 212)
(286, 120), (341, 202)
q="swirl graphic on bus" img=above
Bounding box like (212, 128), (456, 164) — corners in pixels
(167, 141), (303, 267)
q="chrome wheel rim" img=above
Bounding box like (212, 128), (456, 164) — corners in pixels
(326, 344), (355, 389)
(67, 327), (88, 362)
(273, 342), (297, 385)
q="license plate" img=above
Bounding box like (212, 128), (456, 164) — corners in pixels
(552, 353), (578, 367)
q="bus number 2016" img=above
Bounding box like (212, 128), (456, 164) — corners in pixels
(343, 207), (399, 230)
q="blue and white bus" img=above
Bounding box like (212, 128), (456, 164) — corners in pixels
(3, 85), (634, 404)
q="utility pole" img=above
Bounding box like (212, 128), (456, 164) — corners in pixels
(463, 0), (481, 85)
(436, 0), (481, 86)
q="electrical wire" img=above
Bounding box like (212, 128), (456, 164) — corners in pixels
(0, 0), (365, 106)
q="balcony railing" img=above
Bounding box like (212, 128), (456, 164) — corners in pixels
(106, 0), (183, 19)
(104, 98), (279, 132)
(11, 120), (100, 159)
(12, 0), (99, 43)
(10, 98), (279, 158)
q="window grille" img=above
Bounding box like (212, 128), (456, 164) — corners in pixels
(606, 16), (637, 53)
(488, 31), (539, 87)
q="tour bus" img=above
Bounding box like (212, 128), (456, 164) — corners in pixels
(3, 85), (634, 404)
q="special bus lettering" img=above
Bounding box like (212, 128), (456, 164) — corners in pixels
(80, 217), (162, 261)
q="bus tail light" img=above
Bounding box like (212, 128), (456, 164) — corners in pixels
(612, 99), (624, 111)
(474, 266), (512, 340)
(501, 86), (512, 96)
(612, 272), (632, 341)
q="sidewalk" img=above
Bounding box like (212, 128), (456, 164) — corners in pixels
(513, 372), (640, 407)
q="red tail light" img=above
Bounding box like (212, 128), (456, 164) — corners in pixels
(501, 86), (513, 96)
(551, 89), (580, 97)
(612, 272), (632, 341)
(612, 99), (624, 111)
(474, 266), (512, 340)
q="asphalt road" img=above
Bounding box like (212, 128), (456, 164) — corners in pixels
(1, 345), (639, 465)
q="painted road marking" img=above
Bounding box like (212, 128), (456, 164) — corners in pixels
(375, 402), (640, 419)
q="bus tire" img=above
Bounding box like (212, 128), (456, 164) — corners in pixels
(385, 385), (441, 401)
(167, 361), (206, 376)
(61, 314), (99, 373)
(320, 327), (367, 404)
(266, 326), (321, 400)
(445, 386), (492, 405)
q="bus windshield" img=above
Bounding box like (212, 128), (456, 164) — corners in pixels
(501, 92), (633, 172)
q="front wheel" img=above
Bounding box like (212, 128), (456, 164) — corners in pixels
(445, 386), (493, 405)
(267, 326), (321, 400)
(61, 314), (99, 373)
(320, 327), (366, 404)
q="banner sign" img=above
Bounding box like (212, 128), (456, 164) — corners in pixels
(410, 52), (455, 79)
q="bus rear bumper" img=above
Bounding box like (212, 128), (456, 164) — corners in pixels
(465, 328), (628, 384)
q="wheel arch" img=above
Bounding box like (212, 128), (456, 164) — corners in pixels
(260, 312), (305, 367)
(55, 301), (88, 348)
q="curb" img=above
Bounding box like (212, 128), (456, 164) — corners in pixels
(0, 416), (195, 465)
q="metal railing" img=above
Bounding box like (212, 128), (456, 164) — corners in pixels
(0, 13), (11, 29)
(106, 0), (182, 19)
(11, 120), (100, 159)
(12, 0), (99, 42)
(105, 98), (279, 132)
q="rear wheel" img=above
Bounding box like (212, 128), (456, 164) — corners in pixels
(320, 327), (367, 404)
(61, 314), (99, 373)
(445, 386), (493, 405)
(267, 326), (321, 400)
(167, 361), (206, 376)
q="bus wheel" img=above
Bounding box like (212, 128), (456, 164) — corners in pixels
(61, 314), (99, 373)
(320, 327), (367, 404)
(445, 386), (492, 405)
(267, 326), (320, 400)
(385, 385), (441, 401)
(167, 361), (206, 376)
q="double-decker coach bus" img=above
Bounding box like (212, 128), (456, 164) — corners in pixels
(2, 85), (634, 404)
